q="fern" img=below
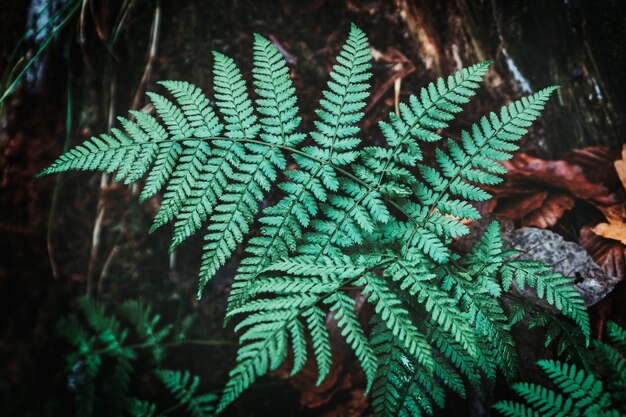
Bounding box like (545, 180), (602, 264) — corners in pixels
(42, 24), (590, 416)
(494, 323), (626, 417)
(59, 296), (215, 417)
(157, 370), (217, 417)
(226, 23), (372, 310)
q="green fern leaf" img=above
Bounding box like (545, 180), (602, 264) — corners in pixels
(325, 292), (378, 391)
(227, 24), (372, 310)
(157, 370), (217, 417)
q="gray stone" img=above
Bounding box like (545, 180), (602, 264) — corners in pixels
(505, 227), (619, 306)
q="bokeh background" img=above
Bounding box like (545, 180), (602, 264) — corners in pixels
(1, 1), (625, 416)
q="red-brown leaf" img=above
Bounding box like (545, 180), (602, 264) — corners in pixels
(563, 146), (621, 186)
(502, 153), (616, 204)
(580, 226), (626, 281)
(522, 192), (576, 229)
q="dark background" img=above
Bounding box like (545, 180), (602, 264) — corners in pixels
(1, 0), (625, 416)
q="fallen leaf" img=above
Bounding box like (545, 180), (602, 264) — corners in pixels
(522, 192), (575, 229)
(614, 145), (626, 191)
(592, 222), (626, 245)
(502, 153), (615, 204)
(580, 226), (626, 281)
(590, 202), (626, 245)
(483, 151), (620, 228)
(493, 192), (548, 220)
(564, 146), (621, 186)
(595, 203), (626, 223)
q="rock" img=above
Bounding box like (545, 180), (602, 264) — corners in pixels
(505, 227), (620, 306)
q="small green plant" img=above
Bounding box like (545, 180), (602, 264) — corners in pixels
(59, 296), (217, 417)
(43, 25), (590, 415)
(494, 321), (626, 417)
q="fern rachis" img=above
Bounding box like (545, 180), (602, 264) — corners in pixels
(42, 24), (591, 416)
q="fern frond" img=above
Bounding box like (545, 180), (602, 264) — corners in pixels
(358, 273), (433, 370)
(397, 88), (558, 260)
(77, 296), (135, 360)
(42, 24), (587, 417)
(119, 300), (172, 362)
(196, 37), (304, 295)
(227, 24), (372, 309)
(606, 321), (626, 354)
(537, 360), (609, 410)
(300, 63), (491, 259)
(441, 266), (516, 379)
(371, 320), (442, 417)
(496, 323), (626, 417)
(377, 61), (491, 158)
(264, 254), (367, 279)
(325, 292), (378, 391)
(218, 289), (329, 412)
(128, 399), (157, 417)
(303, 306), (332, 386)
(428, 323), (483, 383)
(158, 52), (255, 246)
(501, 259), (589, 341)
(157, 370), (217, 417)
(511, 382), (575, 417)
(592, 339), (626, 405)
(493, 401), (541, 417)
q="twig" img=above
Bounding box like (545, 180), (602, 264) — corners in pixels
(130, 0), (161, 119)
(91, 1), (162, 295)
(86, 65), (116, 295)
(47, 44), (74, 279)
(97, 244), (121, 294)
(364, 63), (415, 115)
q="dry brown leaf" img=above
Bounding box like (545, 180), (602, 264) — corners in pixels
(564, 146), (621, 186)
(591, 201), (626, 245)
(580, 226), (626, 281)
(595, 203), (626, 223)
(494, 191), (548, 220)
(614, 145), (626, 191)
(592, 222), (626, 245)
(522, 192), (575, 229)
(502, 153), (616, 204)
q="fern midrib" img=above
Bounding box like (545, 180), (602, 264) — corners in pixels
(61, 131), (424, 237)
(260, 53), (289, 145)
(288, 46), (366, 256)
(326, 45), (359, 159)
